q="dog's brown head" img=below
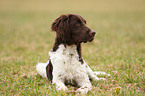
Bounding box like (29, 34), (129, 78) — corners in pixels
(51, 14), (96, 45)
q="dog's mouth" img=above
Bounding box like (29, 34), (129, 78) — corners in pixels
(79, 37), (94, 43)
(83, 38), (94, 43)
(89, 37), (94, 42)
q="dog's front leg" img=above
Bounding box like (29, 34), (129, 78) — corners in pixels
(76, 82), (92, 94)
(52, 79), (68, 91)
(83, 61), (106, 81)
(52, 71), (68, 91)
(53, 81), (68, 91)
(75, 74), (92, 94)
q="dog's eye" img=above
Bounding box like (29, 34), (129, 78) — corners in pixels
(75, 22), (81, 27)
(84, 20), (86, 24)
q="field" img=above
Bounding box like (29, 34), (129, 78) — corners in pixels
(0, 0), (145, 95)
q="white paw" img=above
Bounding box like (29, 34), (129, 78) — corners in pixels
(76, 88), (89, 94)
(93, 76), (106, 81)
(97, 78), (106, 80)
(57, 85), (68, 91)
(94, 71), (111, 76)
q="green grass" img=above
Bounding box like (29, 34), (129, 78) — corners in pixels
(0, 0), (145, 95)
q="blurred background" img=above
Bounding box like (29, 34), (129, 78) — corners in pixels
(0, 0), (145, 12)
(0, 0), (145, 60)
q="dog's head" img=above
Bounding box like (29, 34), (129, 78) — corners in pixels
(51, 14), (96, 45)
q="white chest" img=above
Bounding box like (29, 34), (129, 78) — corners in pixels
(49, 44), (81, 67)
(49, 44), (86, 80)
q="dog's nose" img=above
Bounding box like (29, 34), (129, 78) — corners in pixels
(89, 31), (96, 37)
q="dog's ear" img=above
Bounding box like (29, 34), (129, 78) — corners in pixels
(51, 15), (64, 31)
(51, 15), (71, 44)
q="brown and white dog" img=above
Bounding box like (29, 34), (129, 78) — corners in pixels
(36, 14), (110, 94)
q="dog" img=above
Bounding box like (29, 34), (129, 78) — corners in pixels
(36, 14), (110, 94)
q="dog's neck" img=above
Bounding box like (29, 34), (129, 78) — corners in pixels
(52, 37), (80, 51)
(52, 38), (84, 64)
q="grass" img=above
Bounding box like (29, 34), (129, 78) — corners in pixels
(0, 0), (145, 95)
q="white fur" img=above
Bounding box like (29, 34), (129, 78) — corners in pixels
(36, 44), (110, 94)
(94, 71), (111, 76)
(36, 63), (48, 78)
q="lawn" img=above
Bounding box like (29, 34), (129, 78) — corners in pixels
(0, 0), (145, 95)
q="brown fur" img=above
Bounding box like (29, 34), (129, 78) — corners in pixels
(51, 14), (96, 47)
(46, 14), (96, 80)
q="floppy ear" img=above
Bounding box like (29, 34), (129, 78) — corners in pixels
(51, 15), (63, 31)
(51, 15), (71, 44)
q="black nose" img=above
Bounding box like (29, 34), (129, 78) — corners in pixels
(89, 31), (96, 37)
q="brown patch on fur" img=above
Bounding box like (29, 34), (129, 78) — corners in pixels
(46, 14), (96, 80)
(46, 60), (53, 80)
(51, 14), (96, 47)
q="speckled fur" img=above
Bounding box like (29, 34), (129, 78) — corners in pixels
(36, 44), (108, 93)
(36, 14), (110, 94)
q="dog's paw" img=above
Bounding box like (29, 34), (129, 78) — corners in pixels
(75, 88), (89, 94)
(57, 85), (68, 91)
(96, 77), (106, 81)
(93, 76), (106, 81)
(94, 71), (111, 76)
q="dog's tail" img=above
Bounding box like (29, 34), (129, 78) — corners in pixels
(36, 62), (48, 78)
